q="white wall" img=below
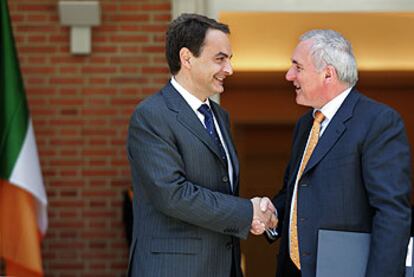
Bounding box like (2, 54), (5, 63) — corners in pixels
(173, 0), (414, 19)
(208, 0), (414, 17)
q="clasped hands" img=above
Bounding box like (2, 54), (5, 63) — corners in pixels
(250, 197), (278, 235)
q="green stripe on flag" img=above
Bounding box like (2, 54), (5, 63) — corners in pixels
(0, 0), (29, 179)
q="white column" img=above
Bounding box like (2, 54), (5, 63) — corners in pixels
(209, 0), (414, 16)
(171, 0), (210, 19)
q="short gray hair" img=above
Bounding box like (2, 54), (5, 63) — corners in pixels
(300, 29), (358, 86)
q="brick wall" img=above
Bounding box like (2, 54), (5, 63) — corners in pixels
(8, 0), (171, 275)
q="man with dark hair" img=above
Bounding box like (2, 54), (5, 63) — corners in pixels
(127, 13), (276, 277)
(165, 13), (230, 75)
(270, 29), (411, 277)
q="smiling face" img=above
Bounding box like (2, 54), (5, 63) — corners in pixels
(285, 39), (328, 109)
(187, 29), (233, 101)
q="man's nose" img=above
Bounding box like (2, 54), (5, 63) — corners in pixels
(224, 61), (233, 76)
(285, 67), (295, 81)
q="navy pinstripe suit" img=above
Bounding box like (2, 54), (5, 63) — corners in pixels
(127, 82), (252, 277)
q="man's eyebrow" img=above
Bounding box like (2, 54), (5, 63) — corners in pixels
(292, 59), (303, 67)
(216, 52), (232, 59)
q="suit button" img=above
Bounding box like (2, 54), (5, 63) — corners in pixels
(302, 251), (311, 257)
(226, 242), (233, 249)
(222, 176), (228, 182)
(300, 217), (306, 222)
(300, 183), (308, 187)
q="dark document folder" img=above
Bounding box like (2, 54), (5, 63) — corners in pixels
(316, 229), (413, 277)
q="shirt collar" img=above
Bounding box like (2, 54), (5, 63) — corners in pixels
(170, 77), (211, 112)
(313, 87), (352, 121)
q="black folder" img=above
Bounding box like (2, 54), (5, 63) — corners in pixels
(316, 229), (413, 277)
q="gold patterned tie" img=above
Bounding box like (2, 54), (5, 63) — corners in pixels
(290, 111), (325, 269)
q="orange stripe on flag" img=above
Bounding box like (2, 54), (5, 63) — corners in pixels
(0, 179), (44, 276)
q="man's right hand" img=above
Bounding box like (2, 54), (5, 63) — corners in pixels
(250, 197), (278, 235)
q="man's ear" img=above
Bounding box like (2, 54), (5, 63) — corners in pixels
(179, 47), (192, 69)
(324, 65), (337, 83)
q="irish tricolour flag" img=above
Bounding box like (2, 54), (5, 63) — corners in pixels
(1, 0), (48, 276)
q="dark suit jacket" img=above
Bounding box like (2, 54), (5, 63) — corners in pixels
(273, 88), (412, 277)
(127, 82), (252, 277)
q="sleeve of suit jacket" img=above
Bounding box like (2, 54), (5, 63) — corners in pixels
(362, 107), (411, 276)
(127, 100), (253, 239)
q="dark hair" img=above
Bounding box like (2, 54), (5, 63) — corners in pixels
(165, 13), (230, 75)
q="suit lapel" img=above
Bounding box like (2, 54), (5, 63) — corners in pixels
(288, 114), (313, 187)
(161, 83), (227, 168)
(302, 90), (359, 175)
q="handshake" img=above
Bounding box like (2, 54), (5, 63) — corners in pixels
(250, 197), (278, 235)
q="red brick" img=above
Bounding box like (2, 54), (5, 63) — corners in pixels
(51, 56), (86, 64)
(10, 14), (24, 22)
(89, 200), (107, 208)
(88, 77), (108, 85)
(121, 66), (139, 74)
(60, 170), (80, 177)
(10, 1), (170, 275)
(49, 262), (84, 270)
(93, 36), (108, 43)
(141, 3), (171, 11)
(98, 25), (119, 32)
(110, 35), (149, 43)
(27, 35), (47, 43)
(59, 88), (78, 95)
(50, 77), (84, 85)
(23, 67), (55, 75)
(20, 45), (57, 53)
(109, 14), (149, 22)
(89, 56), (108, 63)
(17, 4), (54, 12)
(60, 190), (79, 197)
(119, 5), (142, 12)
(49, 117), (83, 125)
(142, 66), (169, 74)
(93, 46), (117, 53)
(27, 56), (47, 63)
(50, 98), (83, 105)
(27, 14), (48, 21)
(49, 160), (83, 167)
(153, 14), (171, 21)
(31, 107), (56, 116)
(82, 149), (114, 156)
(111, 56), (149, 64)
(81, 66), (117, 74)
(50, 138), (83, 145)
(82, 108), (117, 116)
(49, 35), (67, 43)
(50, 180), (83, 188)
(59, 67), (79, 74)
(142, 45), (164, 53)
(141, 24), (168, 32)
(119, 25), (141, 32)
(110, 76), (147, 85)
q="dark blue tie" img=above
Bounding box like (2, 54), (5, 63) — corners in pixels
(198, 104), (228, 168)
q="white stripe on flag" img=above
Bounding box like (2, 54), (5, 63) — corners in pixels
(10, 119), (48, 234)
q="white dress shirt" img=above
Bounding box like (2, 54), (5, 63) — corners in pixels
(170, 77), (234, 189)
